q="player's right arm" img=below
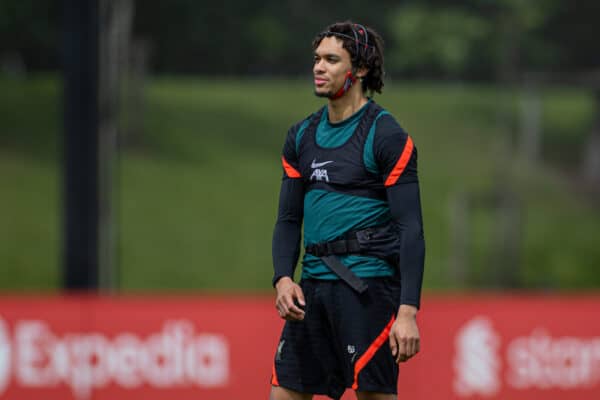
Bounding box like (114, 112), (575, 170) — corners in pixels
(272, 123), (306, 321)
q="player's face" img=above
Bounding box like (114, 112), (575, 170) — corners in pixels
(313, 36), (353, 98)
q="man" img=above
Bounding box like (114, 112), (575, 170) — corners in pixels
(270, 21), (425, 400)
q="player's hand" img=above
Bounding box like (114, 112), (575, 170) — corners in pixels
(274, 277), (306, 321)
(389, 305), (420, 363)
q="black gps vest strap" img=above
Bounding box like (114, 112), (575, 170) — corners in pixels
(304, 222), (402, 294)
(305, 234), (368, 294)
(320, 255), (369, 294)
(305, 237), (361, 257)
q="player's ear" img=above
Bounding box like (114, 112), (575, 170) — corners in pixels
(356, 67), (368, 79)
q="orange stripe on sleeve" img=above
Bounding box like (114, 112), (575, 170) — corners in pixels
(271, 361), (279, 386)
(384, 136), (414, 187)
(282, 156), (301, 178)
(352, 315), (396, 390)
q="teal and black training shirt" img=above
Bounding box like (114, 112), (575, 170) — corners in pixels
(272, 99), (425, 308)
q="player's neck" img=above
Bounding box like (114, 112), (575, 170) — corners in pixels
(327, 87), (368, 123)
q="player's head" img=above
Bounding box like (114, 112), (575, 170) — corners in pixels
(312, 21), (385, 99)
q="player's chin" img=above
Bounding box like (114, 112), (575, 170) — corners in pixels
(314, 87), (331, 98)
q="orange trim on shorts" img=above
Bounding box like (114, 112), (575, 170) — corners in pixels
(282, 156), (301, 178)
(352, 315), (396, 390)
(384, 136), (414, 187)
(271, 361), (279, 386)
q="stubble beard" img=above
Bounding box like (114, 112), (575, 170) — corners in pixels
(314, 82), (339, 99)
(314, 89), (333, 98)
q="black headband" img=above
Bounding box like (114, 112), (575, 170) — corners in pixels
(319, 23), (373, 56)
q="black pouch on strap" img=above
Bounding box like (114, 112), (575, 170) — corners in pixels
(353, 222), (401, 268)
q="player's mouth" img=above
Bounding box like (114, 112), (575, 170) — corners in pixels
(314, 77), (328, 87)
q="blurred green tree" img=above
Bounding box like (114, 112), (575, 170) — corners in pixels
(0, 0), (60, 72)
(386, 5), (489, 79)
(1, 0), (597, 80)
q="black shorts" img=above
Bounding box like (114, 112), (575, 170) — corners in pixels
(271, 277), (401, 399)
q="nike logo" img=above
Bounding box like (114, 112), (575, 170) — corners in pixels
(311, 159), (334, 168)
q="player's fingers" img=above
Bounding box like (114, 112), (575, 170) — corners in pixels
(278, 306), (303, 321)
(275, 298), (281, 313)
(283, 295), (305, 320)
(288, 307), (305, 320)
(283, 301), (304, 320)
(286, 306), (305, 320)
(276, 307), (285, 319)
(406, 338), (416, 358)
(294, 287), (306, 307)
(284, 313), (303, 321)
(397, 338), (408, 363)
(277, 302), (288, 318)
(389, 333), (398, 357)
(276, 294), (293, 316)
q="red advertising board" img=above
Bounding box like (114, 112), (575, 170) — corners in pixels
(0, 294), (598, 399)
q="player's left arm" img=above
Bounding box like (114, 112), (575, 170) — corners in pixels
(373, 115), (425, 363)
(387, 181), (424, 363)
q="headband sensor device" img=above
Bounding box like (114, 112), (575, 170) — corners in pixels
(319, 23), (372, 61)
(318, 24), (372, 99)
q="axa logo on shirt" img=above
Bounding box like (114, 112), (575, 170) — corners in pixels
(453, 316), (600, 397)
(0, 316), (229, 399)
(310, 159), (333, 182)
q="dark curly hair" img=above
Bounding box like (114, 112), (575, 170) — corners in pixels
(312, 21), (385, 95)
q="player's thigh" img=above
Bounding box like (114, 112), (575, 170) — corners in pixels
(332, 277), (400, 392)
(270, 385), (313, 400)
(355, 391), (396, 400)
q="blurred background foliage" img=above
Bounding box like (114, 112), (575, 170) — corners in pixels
(2, 0), (598, 78)
(0, 0), (599, 292)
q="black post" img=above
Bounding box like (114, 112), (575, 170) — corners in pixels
(63, 0), (100, 290)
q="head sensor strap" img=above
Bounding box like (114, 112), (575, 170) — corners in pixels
(319, 30), (372, 52)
